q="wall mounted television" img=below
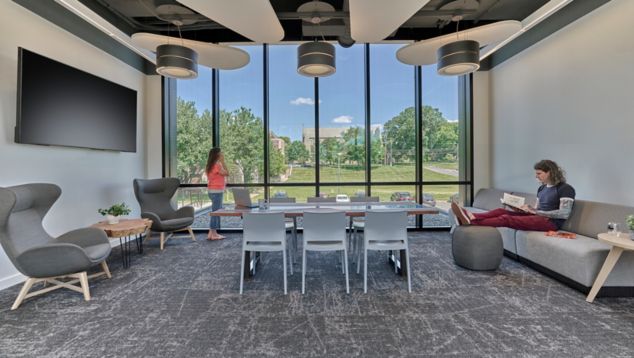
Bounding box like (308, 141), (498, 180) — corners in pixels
(15, 48), (137, 152)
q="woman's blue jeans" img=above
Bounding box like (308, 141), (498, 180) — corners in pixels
(208, 192), (223, 229)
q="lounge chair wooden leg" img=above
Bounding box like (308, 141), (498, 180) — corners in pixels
(160, 232), (165, 250)
(101, 261), (112, 279)
(11, 278), (36, 310)
(78, 272), (91, 301)
(187, 227), (196, 241)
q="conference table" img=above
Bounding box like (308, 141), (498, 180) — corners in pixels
(210, 201), (439, 279)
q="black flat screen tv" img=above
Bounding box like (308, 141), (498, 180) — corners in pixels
(16, 48), (137, 152)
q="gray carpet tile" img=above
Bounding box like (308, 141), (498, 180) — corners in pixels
(1, 231), (633, 358)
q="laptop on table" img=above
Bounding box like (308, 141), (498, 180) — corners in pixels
(232, 188), (258, 208)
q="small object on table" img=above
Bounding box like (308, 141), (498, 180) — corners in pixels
(92, 218), (152, 269)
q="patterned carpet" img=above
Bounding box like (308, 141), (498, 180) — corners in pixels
(1, 231), (633, 357)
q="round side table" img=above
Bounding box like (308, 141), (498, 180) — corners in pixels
(92, 218), (152, 268)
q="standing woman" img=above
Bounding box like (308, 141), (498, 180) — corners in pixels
(206, 147), (229, 240)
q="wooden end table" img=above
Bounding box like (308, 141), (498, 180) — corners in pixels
(92, 218), (152, 269)
(586, 232), (634, 303)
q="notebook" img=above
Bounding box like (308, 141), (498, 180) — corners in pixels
(232, 188), (258, 208)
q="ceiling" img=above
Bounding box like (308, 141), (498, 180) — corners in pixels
(78, 0), (549, 45)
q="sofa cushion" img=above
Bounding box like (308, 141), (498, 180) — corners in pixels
(516, 230), (634, 287)
(561, 200), (634, 238)
(472, 189), (506, 211)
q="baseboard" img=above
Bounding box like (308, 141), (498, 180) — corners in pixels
(0, 273), (26, 291)
(515, 256), (634, 298)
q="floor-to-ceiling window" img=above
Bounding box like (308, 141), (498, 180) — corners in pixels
(170, 43), (471, 230)
(269, 44), (315, 202)
(318, 44), (365, 199)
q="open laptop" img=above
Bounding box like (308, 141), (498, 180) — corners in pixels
(232, 188), (258, 208)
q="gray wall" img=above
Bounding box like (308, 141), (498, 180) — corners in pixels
(0, 1), (160, 289)
(486, 0), (634, 205)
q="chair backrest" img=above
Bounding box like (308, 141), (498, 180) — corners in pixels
(302, 211), (347, 242)
(243, 212), (286, 243)
(0, 184), (60, 274)
(350, 196), (379, 203)
(364, 210), (408, 243)
(307, 197), (336, 203)
(133, 178), (180, 219)
(268, 197), (296, 204)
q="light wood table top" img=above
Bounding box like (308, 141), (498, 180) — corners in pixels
(92, 218), (152, 238)
(598, 232), (634, 249)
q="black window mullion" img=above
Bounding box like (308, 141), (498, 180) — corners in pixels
(212, 69), (219, 147)
(415, 65), (422, 228)
(314, 77), (320, 197)
(263, 44), (270, 199)
(364, 44), (371, 196)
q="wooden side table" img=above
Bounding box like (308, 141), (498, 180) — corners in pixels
(92, 218), (152, 268)
(586, 232), (634, 302)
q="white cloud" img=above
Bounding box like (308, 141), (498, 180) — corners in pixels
(290, 97), (315, 106)
(332, 115), (353, 124)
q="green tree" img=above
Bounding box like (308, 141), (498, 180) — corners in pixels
(219, 107), (263, 183)
(320, 137), (343, 166)
(342, 126), (364, 166)
(383, 107), (415, 163)
(176, 98), (212, 183)
(423, 106), (455, 161)
(269, 143), (286, 180)
(287, 140), (309, 164)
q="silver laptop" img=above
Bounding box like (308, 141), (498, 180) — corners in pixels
(232, 188), (258, 208)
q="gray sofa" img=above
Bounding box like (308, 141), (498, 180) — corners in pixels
(454, 188), (634, 297)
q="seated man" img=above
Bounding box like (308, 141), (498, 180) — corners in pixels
(452, 160), (575, 231)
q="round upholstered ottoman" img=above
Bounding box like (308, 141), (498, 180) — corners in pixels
(452, 226), (503, 270)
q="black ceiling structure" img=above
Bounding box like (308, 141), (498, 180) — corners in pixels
(76, 0), (549, 43)
(13, 0), (613, 73)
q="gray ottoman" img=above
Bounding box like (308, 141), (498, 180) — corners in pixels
(452, 226), (503, 270)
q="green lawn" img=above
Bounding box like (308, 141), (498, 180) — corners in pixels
(178, 163), (460, 206)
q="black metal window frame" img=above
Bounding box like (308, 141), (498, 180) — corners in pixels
(162, 44), (474, 228)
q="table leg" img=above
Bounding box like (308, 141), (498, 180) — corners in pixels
(135, 233), (144, 254)
(387, 250), (407, 277)
(586, 247), (624, 303)
(243, 251), (261, 279)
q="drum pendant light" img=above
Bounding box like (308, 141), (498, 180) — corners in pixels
(297, 41), (336, 77)
(156, 44), (199, 79)
(436, 39), (480, 76)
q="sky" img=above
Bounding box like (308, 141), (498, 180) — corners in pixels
(177, 44), (458, 142)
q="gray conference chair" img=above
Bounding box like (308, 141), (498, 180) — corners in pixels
(241, 212), (288, 294)
(302, 211), (349, 294)
(307, 196), (337, 203)
(361, 210), (411, 293)
(0, 184), (112, 310)
(268, 197), (298, 265)
(133, 178), (195, 250)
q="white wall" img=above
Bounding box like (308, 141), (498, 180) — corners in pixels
(0, 2), (157, 289)
(488, 0), (634, 204)
(472, 71), (490, 193)
(144, 75), (163, 178)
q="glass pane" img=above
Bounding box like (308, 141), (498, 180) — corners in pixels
(219, 46), (264, 184)
(422, 65), (459, 182)
(370, 185), (416, 226)
(370, 44), (415, 182)
(318, 185), (365, 201)
(269, 45), (315, 183)
(268, 186), (315, 203)
(422, 184), (465, 228)
(175, 67), (213, 185)
(319, 45), (365, 183)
